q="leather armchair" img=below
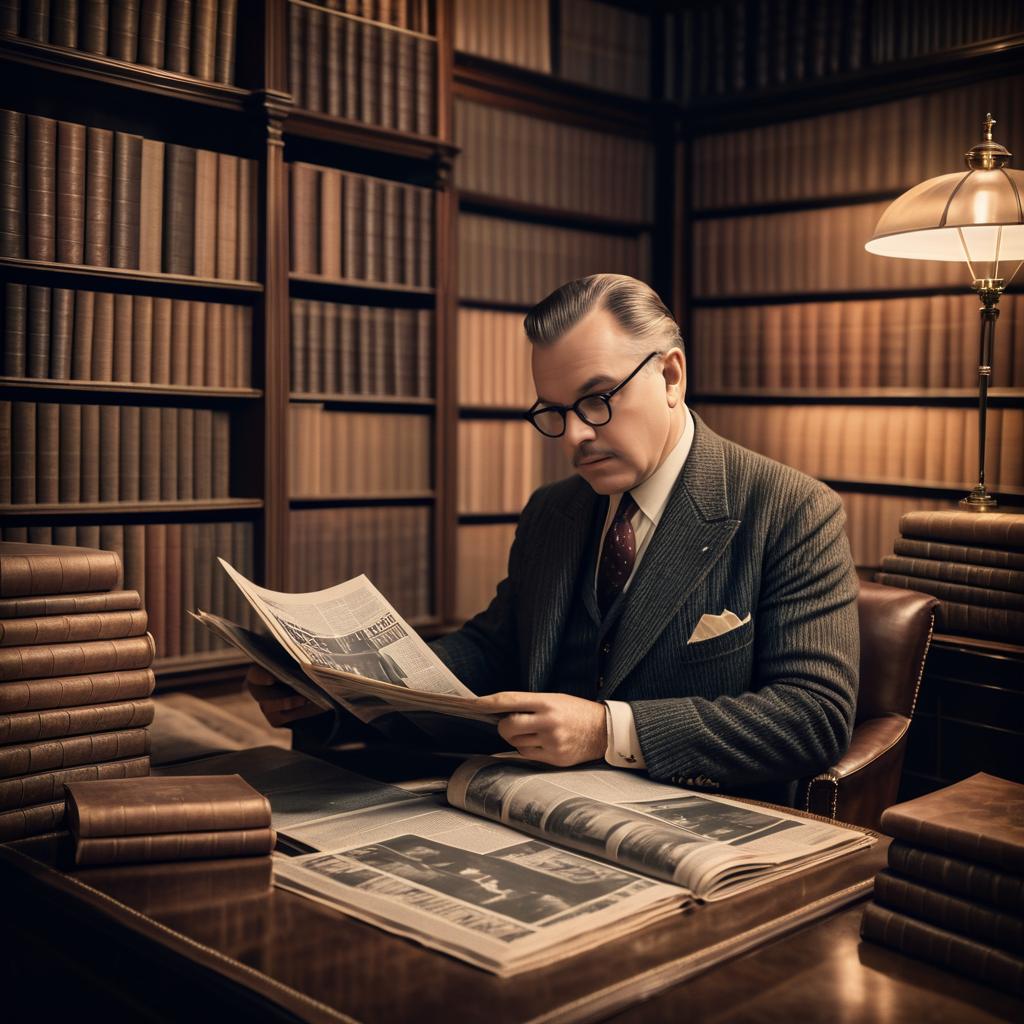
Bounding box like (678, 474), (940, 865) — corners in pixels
(800, 581), (939, 831)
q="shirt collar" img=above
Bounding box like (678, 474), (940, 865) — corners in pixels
(619, 404), (694, 528)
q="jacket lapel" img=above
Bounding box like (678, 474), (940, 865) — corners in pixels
(525, 479), (601, 691)
(603, 414), (740, 698)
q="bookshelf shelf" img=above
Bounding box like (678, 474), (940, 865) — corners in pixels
(458, 298), (534, 313)
(0, 499), (265, 519)
(458, 513), (521, 525)
(0, 378), (263, 403)
(0, 258), (264, 298)
(288, 272), (436, 299)
(284, 109), (457, 163)
(689, 286), (1019, 308)
(822, 478), (1024, 502)
(690, 389), (1024, 408)
(290, 493), (435, 507)
(691, 191), (904, 220)
(457, 192), (654, 234)
(459, 406), (527, 419)
(290, 393), (436, 409)
(0, 35), (252, 112)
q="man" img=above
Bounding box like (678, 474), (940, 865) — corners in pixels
(251, 274), (859, 805)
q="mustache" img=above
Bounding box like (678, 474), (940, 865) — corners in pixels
(573, 446), (616, 468)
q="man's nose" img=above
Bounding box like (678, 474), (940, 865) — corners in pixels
(563, 408), (597, 448)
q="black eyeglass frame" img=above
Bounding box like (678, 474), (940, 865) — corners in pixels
(524, 351), (662, 438)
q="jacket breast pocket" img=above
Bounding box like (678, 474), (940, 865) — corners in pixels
(677, 617), (754, 664)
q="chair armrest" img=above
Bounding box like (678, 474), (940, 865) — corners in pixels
(800, 714), (910, 830)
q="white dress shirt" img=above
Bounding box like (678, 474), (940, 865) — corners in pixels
(600, 405), (694, 769)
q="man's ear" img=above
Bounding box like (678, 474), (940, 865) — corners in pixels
(663, 348), (686, 406)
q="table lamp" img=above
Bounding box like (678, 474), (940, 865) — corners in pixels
(865, 113), (1024, 511)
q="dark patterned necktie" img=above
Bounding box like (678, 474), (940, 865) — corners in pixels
(597, 492), (638, 618)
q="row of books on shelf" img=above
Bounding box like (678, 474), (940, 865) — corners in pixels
(692, 202), (963, 297)
(288, 0), (436, 136)
(690, 76), (1023, 208)
(0, 541), (154, 841)
(694, 403), (1024, 490)
(455, 521), (513, 621)
(453, 0), (550, 73)
(2, 402), (232, 505)
(1, 109), (257, 278)
(306, 0), (433, 33)
(877, 510), (1024, 646)
(663, 0), (1023, 105)
(454, 98), (654, 223)
(457, 308), (533, 408)
(0, 0), (239, 83)
(459, 214), (651, 306)
(0, 521), (256, 659)
(689, 295), (1024, 391)
(457, 419), (567, 515)
(290, 505), (431, 620)
(290, 299), (432, 397)
(3, 284), (253, 388)
(289, 161), (433, 287)
(288, 406), (430, 496)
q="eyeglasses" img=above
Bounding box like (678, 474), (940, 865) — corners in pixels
(524, 351), (661, 438)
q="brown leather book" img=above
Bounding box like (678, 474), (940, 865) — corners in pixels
(176, 407), (194, 499)
(875, 868), (1024, 955)
(79, 402), (101, 501)
(165, 0), (192, 74)
(932, 600), (1024, 646)
(160, 407), (179, 499)
(900, 510), (1024, 551)
(80, 0), (110, 55)
(215, 153), (238, 280)
(0, 726), (150, 778)
(151, 296), (173, 383)
(193, 408), (212, 499)
(51, 287), (74, 378)
(85, 125), (113, 266)
(0, 633), (155, 682)
(305, 5), (324, 112)
(139, 405), (161, 500)
(35, 402), (59, 503)
(0, 587), (140, 620)
(0, 697), (155, 745)
(74, 826), (276, 864)
(861, 901), (1024, 997)
(112, 291), (134, 381)
(0, 541), (123, 597)
(132, 294), (153, 382)
(58, 402), (81, 502)
(881, 773), (1024, 874)
(71, 288), (94, 379)
(26, 114), (56, 262)
(0, 754), (150, 811)
(0, 109), (25, 259)
(162, 143), (196, 274)
(876, 573), (1024, 613)
(193, 148), (217, 277)
(0, 608), (148, 647)
(170, 297), (190, 383)
(109, 0), (140, 61)
(3, 283), (26, 376)
(888, 839), (1024, 915)
(56, 120), (86, 264)
(138, 0), (168, 67)
(190, 0), (217, 80)
(91, 289), (115, 380)
(215, 0), (237, 84)
(139, 138), (165, 273)
(98, 404), (120, 501)
(881, 555), (1024, 596)
(894, 538), (1024, 572)
(111, 131), (142, 269)
(66, 773), (272, 836)
(0, 798), (66, 841)
(11, 401), (36, 504)
(0, 667), (154, 714)
(164, 522), (183, 658)
(26, 284), (49, 377)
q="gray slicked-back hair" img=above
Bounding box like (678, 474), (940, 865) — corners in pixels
(523, 274), (683, 356)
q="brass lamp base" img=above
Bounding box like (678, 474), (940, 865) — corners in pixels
(959, 486), (998, 512)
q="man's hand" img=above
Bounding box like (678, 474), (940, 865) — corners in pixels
(245, 665), (322, 728)
(474, 692), (607, 767)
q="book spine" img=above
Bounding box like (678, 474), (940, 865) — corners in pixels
(190, 0), (217, 79)
(56, 120), (86, 264)
(0, 666), (154, 714)
(893, 538), (1024, 572)
(27, 285), (50, 377)
(162, 143), (196, 274)
(880, 556), (1024, 596)
(74, 787), (271, 836)
(0, 755), (151, 812)
(50, 0), (79, 47)
(0, 589), (141, 619)
(34, 402), (59, 502)
(876, 573), (1024, 613)
(861, 902), (1024, 997)
(0, 633), (154, 682)
(0, 799), (66, 840)
(85, 126), (113, 266)
(51, 287), (74, 378)
(165, 0), (193, 73)
(109, 0), (140, 62)
(111, 131), (142, 269)
(0, 608), (148, 646)
(899, 511), (1024, 550)
(57, 402), (81, 502)
(0, 546), (123, 597)
(0, 697), (155, 744)
(74, 826), (275, 864)
(214, 0), (236, 83)
(0, 109), (25, 259)
(26, 114), (57, 262)
(0, 726), (150, 778)
(138, 0), (167, 67)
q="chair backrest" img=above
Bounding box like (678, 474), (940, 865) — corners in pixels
(856, 580), (940, 724)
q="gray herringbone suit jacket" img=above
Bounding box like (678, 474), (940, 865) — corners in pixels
(432, 412), (860, 806)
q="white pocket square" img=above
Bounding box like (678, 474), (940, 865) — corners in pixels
(688, 609), (752, 644)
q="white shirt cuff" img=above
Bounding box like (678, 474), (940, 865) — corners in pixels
(602, 700), (647, 769)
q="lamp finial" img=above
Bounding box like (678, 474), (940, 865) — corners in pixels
(966, 112), (1011, 170)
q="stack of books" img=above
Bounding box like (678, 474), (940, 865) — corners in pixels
(862, 773), (1024, 996)
(877, 511), (1024, 646)
(0, 542), (155, 841)
(65, 775), (274, 865)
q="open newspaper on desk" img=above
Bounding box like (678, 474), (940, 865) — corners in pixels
(191, 559), (500, 731)
(272, 756), (875, 975)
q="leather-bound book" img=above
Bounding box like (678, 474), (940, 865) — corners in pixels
(876, 573), (1024, 613)
(160, 406), (178, 498)
(214, 0), (237, 83)
(71, 288), (94, 379)
(193, 147), (216, 276)
(50, 0), (79, 47)
(414, 36), (434, 136)
(0, 607), (148, 647)
(162, 143), (196, 274)
(0, 633), (155, 681)
(881, 555), (1024, 596)
(151, 296), (172, 383)
(932, 601), (1024, 646)
(305, 5), (324, 111)
(138, 138), (165, 273)
(0, 697), (155, 744)
(74, 826), (276, 864)
(108, 0), (140, 62)
(112, 290), (134, 381)
(132, 293), (153, 382)
(56, 120), (86, 264)
(320, 169), (342, 280)
(0, 726), (150, 777)
(34, 402), (59, 503)
(176, 406), (194, 498)
(894, 538), (1024, 572)
(139, 405), (161, 500)
(79, 403), (100, 501)
(0, 799), (67, 841)
(91, 289), (114, 379)
(0, 588), (141, 619)
(51, 287), (74, 378)
(861, 901), (1024, 996)
(26, 284), (49, 377)
(236, 158), (255, 280)
(165, 0), (192, 74)
(899, 510), (1024, 550)
(0, 109), (25, 259)
(80, 0), (111, 55)
(875, 868), (1024, 955)
(98, 404), (120, 500)
(190, 0), (217, 79)
(169, 297), (189, 383)
(84, 125), (113, 266)
(325, 5), (342, 116)
(58, 402), (81, 502)
(3, 283), (27, 376)
(192, 407), (212, 498)
(288, 0), (305, 108)
(163, 522), (182, 658)
(11, 404), (36, 502)
(888, 839), (1024, 915)
(215, 153), (238, 279)
(138, 0), (167, 67)
(0, 666), (153, 713)
(0, 754), (150, 811)
(111, 131), (142, 269)
(881, 773), (1024, 874)
(26, 114), (56, 261)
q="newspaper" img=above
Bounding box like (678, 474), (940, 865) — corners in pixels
(193, 560), (500, 730)
(271, 756), (874, 974)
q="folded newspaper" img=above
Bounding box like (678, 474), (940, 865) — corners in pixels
(191, 559), (501, 732)
(269, 755), (874, 975)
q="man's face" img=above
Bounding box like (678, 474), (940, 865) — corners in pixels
(530, 307), (685, 495)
